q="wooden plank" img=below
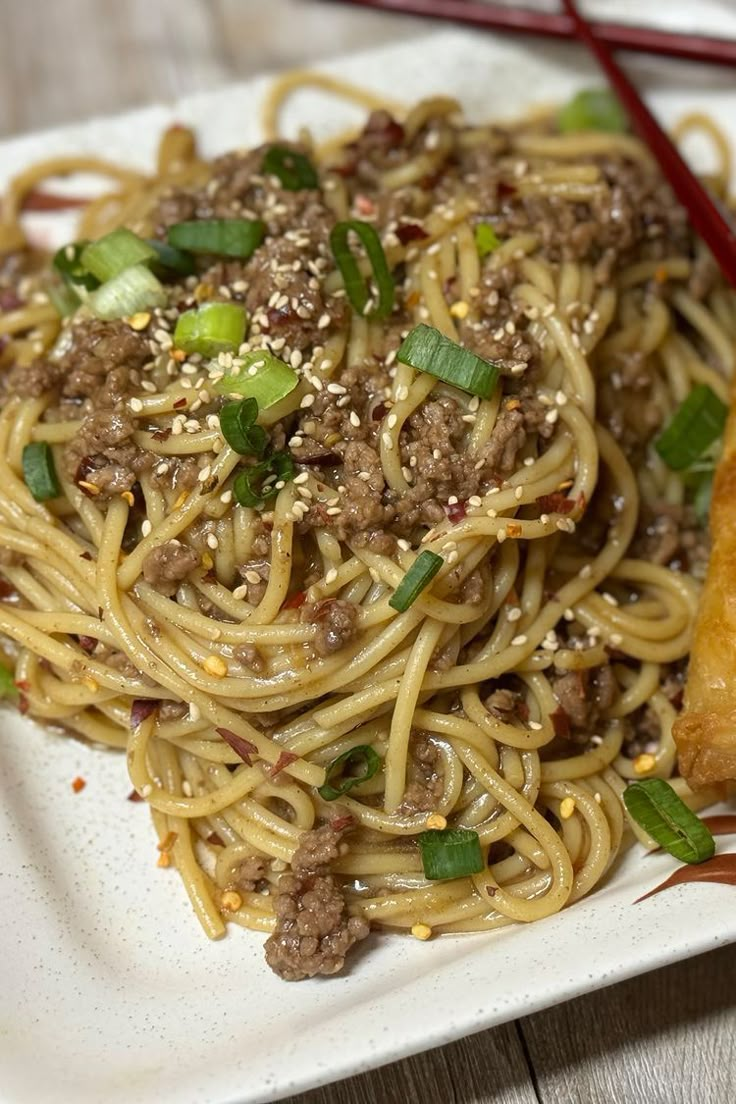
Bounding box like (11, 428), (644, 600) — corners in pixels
(279, 1020), (538, 1104)
(0, 0), (226, 137)
(521, 944), (736, 1103)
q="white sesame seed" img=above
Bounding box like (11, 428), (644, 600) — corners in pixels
(300, 394), (315, 408)
(467, 495), (482, 508)
(233, 585), (248, 600)
(349, 411), (361, 427)
(325, 568), (338, 585)
(206, 533), (219, 550)
(529, 721), (543, 731)
(382, 432), (394, 451)
(189, 703), (200, 722)
(511, 634), (528, 647)
(198, 465), (212, 483)
(220, 490), (233, 505)
(141, 520), (152, 538)
(610, 633), (623, 646)
(129, 397), (144, 413)
(293, 472), (309, 485)
(507, 607), (522, 622)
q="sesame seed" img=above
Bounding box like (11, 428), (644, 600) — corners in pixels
(141, 520), (152, 538)
(411, 923), (432, 941)
(560, 797), (576, 819)
(206, 533), (219, 550)
(289, 436), (303, 447)
(189, 703), (201, 722)
(325, 568), (338, 585)
(233, 585), (248, 600)
(300, 394), (316, 408)
(349, 411), (361, 428)
(529, 721), (543, 731)
(326, 382), (347, 395)
(397, 538), (411, 552)
(203, 654), (228, 678)
(326, 506), (342, 516)
(382, 432), (394, 451)
(511, 634), (527, 646)
(497, 528), (508, 543)
(293, 472), (309, 485)
(198, 465), (212, 483)
(317, 313), (331, 329)
(507, 607), (522, 622)
(467, 495), (482, 508)
(129, 397), (144, 413)
(610, 632), (623, 646)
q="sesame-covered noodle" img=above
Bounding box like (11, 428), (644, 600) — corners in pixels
(0, 75), (735, 979)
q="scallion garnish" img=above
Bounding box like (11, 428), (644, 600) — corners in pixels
(693, 471), (714, 526)
(475, 223), (500, 258)
(219, 398), (267, 457)
(215, 350), (298, 408)
(87, 264), (167, 321)
(397, 323), (501, 399)
(418, 828), (484, 880)
(389, 550), (443, 612)
(167, 218), (266, 258)
(81, 229), (157, 283)
(318, 745), (381, 801)
(557, 88), (628, 133)
(47, 281), (81, 318)
(22, 442), (61, 501)
(52, 242), (99, 291)
(329, 219), (394, 320)
(623, 779), (715, 864)
(146, 238), (196, 276)
(654, 385), (728, 471)
(232, 451), (296, 510)
(0, 665), (17, 700)
(174, 302), (248, 358)
(262, 145), (319, 191)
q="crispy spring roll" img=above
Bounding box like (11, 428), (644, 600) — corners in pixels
(674, 408), (736, 788)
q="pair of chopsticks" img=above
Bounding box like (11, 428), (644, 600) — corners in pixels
(326, 0), (736, 287)
(325, 0), (736, 68)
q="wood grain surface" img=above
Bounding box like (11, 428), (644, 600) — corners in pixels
(1, 2), (735, 1102)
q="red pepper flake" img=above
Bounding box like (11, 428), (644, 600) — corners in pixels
(0, 578), (15, 599)
(207, 832), (225, 846)
(77, 635), (97, 654)
(498, 180), (517, 198)
(14, 679), (30, 692)
(445, 500), (467, 524)
(537, 492), (575, 515)
(127, 789), (143, 802)
(396, 222), (429, 245)
(157, 830), (178, 853)
(550, 706), (571, 738)
(216, 726), (258, 766)
(282, 590), (306, 610)
(21, 190), (89, 212)
(152, 427), (172, 443)
(404, 292), (421, 310)
(173, 397), (188, 409)
(517, 701), (530, 723)
(71, 776), (86, 793)
(130, 698), (159, 729)
(269, 750), (298, 778)
(330, 814), (355, 832)
(18, 694), (29, 715)
(355, 194), (376, 216)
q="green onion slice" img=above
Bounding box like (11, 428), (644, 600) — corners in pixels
(397, 323), (501, 399)
(174, 302), (248, 358)
(146, 238), (196, 276)
(219, 398), (267, 456)
(329, 219), (394, 320)
(623, 778), (716, 865)
(418, 828), (484, 880)
(318, 745), (381, 801)
(52, 242), (99, 291)
(22, 442), (61, 502)
(87, 264), (167, 321)
(81, 229), (157, 283)
(475, 222), (501, 258)
(215, 350), (298, 409)
(47, 281), (81, 318)
(693, 471), (714, 526)
(654, 385), (728, 471)
(389, 549), (443, 613)
(167, 218), (266, 258)
(262, 146), (319, 191)
(232, 451), (295, 509)
(0, 665), (17, 700)
(558, 88), (628, 133)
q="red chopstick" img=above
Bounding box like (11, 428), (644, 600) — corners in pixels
(561, 0), (736, 288)
(323, 0), (736, 68)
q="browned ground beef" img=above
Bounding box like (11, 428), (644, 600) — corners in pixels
(264, 824), (369, 981)
(142, 541), (200, 595)
(550, 665), (618, 743)
(233, 643), (265, 673)
(301, 598), (359, 657)
(231, 855), (268, 893)
(399, 732), (444, 814)
(632, 502), (709, 576)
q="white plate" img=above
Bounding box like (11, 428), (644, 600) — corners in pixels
(2, 18), (736, 1104)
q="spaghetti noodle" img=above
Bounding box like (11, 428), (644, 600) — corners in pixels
(1, 77), (734, 980)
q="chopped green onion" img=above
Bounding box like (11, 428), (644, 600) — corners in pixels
(397, 323), (501, 400)
(0, 665), (17, 700)
(81, 229), (157, 283)
(389, 550), (443, 612)
(318, 745), (381, 801)
(219, 398), (267, 456)
(693, 471), (714, 526)
(167, 218), (266, 258)
(233, 452), (295, 509)
(475, 223), (501, 258)
(329, 219), (394, 320)
(52, 242), (99, 291)
(22, 442), (61, 501)
(146, 238), (196, 276)
(623, 778), (715, 864)
(215, 350), (298, 408)
(262, 145), (319, 191)
(558, 88), (628, 133)
(174, 302), (248, 358)
(417, 828), (484, 880)
(47, 281), (80, 318)
(87, 264), (167, 321)
(654, 385), (728, 471)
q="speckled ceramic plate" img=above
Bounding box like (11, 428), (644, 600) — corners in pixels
(2, 16), (736, 1104)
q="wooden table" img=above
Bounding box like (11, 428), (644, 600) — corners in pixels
(2, 2), (734, 1101)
